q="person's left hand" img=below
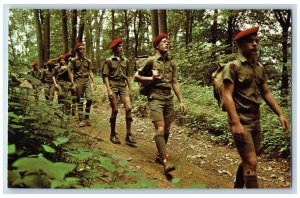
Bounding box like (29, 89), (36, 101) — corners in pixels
(180, 102), (187, 115)
(279, 114), (289, 132)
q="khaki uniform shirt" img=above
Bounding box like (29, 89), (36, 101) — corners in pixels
(68, 56), (94, 78)
(41, 69), (54, 83)
(103, 56), (131, 88)
(103, 56), (131, 79)
(138, 52), (178, 100)
(52, 65), (70, 83)
(223, 52), (268, 113)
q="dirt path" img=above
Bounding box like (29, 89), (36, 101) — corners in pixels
(71, 85), (291, 189)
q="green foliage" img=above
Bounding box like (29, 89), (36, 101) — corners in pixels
(8, 155), (77, 188)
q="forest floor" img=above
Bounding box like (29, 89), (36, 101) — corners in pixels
(68, 84), (292, 190)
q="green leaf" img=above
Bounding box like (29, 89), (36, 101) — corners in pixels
(8, 144), (16, 154)
(118, 159), (128, 167)
(99, 157), (116, 172)
(171, 177), (181, 184)
(12, 156), (51, 173)
(48, 162), (76, 180)
(42, 145), (56, 153)
(53, 136), (69, 146)
(22, 174), (48, 188)
(9, 124), (24, 129)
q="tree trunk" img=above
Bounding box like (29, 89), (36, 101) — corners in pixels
(33, 9), (44, 68)
(158, 10), (167, 33)
(77, 9), (86, 43)
(61, 9), (69, 53)
(274, 9), (291, 106)
(151, 10), (159, 39)
(133, 10), (142, 57)
(211, 9), (218, 44)
(124, 10), (130, 57)
(95, 10), (105, 75)
(111, 10), (115, 40)
(85, 11), (92, 59)
(71, 9), (78, 56)
(43, 10), (50, 61)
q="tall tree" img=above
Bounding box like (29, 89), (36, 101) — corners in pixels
(111, 10), (116, 40)
(94, 10), (106, 75)
(124, 10), (130, 56)
(71, 9), (78, 56)
(61, 9), (69, 53)
(210, 9), (218, 44)
(43, 10), (50, 61)
(274, 9), (291, 105)
(185, 10), (194, 51)
(158, 10), (167, 33)
(151, 10), (159, 38)
(225, 10), (237, 54)
(33, 9), (44, 67)
(77, 9), (86, 43)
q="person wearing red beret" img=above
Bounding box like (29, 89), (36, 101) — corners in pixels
(40, 60), (56, 102)
(68, 43), (95, 127)
(52, 54), (72, 114)
(103, 37), (136, 145)
(28, 61), (42, 101)
(222, 27), (289, 188)
(134, 33), (187, 174)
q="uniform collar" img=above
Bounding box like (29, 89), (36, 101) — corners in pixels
(111, 55), (124, 61)
(237, 52), (259, 67)
(75, 55), (86, 61)
(155, 51), (170, 61)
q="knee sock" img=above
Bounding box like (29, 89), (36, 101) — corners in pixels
(154, 134), (166, 157)
(234, 164), (244, 188)
(110, 118), (116, 137)
(244, 175), (259, 188)
(126, 117), (133, 135)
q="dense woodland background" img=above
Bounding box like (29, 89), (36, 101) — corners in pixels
(8, 9), (292, 188)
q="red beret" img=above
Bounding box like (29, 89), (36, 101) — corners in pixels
(74, 42), (84, 51)
(32, 61), (38, 67)
(109, 37), (122, 49)
(47, 60), (54, 65)
(233, 27), (259, 41)
(57, 55), (64, 62)
(63, 52), (71, 62)
(152, 33), (170, 48)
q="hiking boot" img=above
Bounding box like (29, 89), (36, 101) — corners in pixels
(125, 134), (136, 144)
(110, 136), (121, 144)
(163, 158), (175, 174)
(155, 154), (164, 165)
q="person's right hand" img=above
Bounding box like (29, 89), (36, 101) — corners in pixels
(108, 89), (114, 100)
(231, 122), (245, 142)
(152, 69), (161, 80)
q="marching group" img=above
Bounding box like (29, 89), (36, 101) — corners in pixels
(28, 27), (289, 188)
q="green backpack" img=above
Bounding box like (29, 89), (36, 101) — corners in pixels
(135, 56), (155, 96)
(211, 62), (226, 111)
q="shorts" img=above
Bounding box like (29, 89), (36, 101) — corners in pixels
(148, 98), (174, 122)
(109, 79), (128, 96)
(230, 112), (261, 155)
(111, 86), (129, 97)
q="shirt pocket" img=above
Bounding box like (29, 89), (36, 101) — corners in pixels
(237, 73), (253, 88)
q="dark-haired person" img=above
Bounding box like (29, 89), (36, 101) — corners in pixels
(134, 33), (187, 174)
(28, 61), (42, 101)
(68, 43), (95, 127)
(103, 37), (136, 145)
(41, 60), (55, 102)
(222, 27), (289, 188)
(52, 55), (71, 114)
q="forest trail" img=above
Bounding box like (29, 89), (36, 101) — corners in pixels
(69, 85), (291, 189)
